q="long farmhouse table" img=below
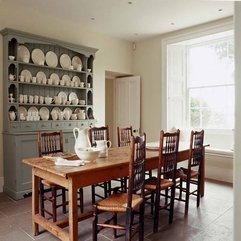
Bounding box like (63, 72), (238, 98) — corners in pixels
(23, 143), (207, 241)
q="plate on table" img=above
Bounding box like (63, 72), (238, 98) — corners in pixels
(31, 48), (45, 65)
(20, 69), (32, 79)
(72, 76), (81, 87)
(64, 107), (72, 116)
(17, 45), (30, 62)
(60, 54), (71, 69)
(43, 152), (76, 160)
(68, 92), (78, 101)
(39, 107), (50, 119)
(72, 56), (82, 70)
(36, 71), (46, 81)
(46, 51), (58, 67)
(18, 106), (28, 117)
(58, 91), (67, 104)
(28, 106), (39, 115)
(51, 107), (61, 115)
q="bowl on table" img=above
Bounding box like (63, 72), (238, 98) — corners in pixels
(75, 147), (100, 162)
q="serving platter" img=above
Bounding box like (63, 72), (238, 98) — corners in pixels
(28, 106), (39, 115)
(39, 107), (50, 120)
(72, 76), (81, 87)
(31, 48), (45, 65)
(17, 45), (30, 62)
(60, 54), (71, 69)
(58, 91), (68, 104)
(20, 69), (32, 79)
(18, 106), (28, 117)
(69, 92), (78, 101)
(63, 107), (72, 117)
(46, 51), (58, 67)
(72, 56), (82, 70)
(36, 71), (46, 82)
(51, 107), (61, 115)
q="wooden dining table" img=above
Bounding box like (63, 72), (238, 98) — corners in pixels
(22, 143), (207, 241)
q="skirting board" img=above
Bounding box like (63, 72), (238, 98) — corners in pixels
(0, 177), (3, 192)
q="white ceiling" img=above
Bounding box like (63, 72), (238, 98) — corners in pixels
(6, 0), (233, 42)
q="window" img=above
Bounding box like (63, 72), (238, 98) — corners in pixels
(187, 38), (234, 129)
(166, 30), (234, 149)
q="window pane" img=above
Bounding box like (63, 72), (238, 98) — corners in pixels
(189, 86), (234, 129)
(188, 40), (234, 88)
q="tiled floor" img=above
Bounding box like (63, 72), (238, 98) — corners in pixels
(0, 179), (233, 241)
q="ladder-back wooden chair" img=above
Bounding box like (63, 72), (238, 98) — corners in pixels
(89, 126), (111, 204)
(176, 130), (204, 215)
(38, 131), (83, 221)
(145, 129), (180, 232)
(93, 133), (146, 241)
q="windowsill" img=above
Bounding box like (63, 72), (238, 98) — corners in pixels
(206, 147), (233, 158)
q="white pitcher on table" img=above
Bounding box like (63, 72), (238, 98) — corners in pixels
(95, 140), (111, 157)
(73, 127), (91, 154)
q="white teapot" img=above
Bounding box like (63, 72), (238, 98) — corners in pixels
(95, 140), (111, 157)
(73, 127), (91, 154)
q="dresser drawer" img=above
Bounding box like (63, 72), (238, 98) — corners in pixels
(37, 122), (51, 130)
(20, 122), (37, 131)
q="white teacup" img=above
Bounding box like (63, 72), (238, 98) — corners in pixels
(32, 76), (37, 83)
(9, 56), (15, 61)
(39, 96), (44, 104)
(9, 74), (16, 81)
(79, 99), (85, 105)
(19, 94), (24, 103)
(23, 95), (28, 104)
(45, 97), (52, 105)
(47, 78), (52, 85)
(34, 95), (39, 104)
(29, 95), (34, 104)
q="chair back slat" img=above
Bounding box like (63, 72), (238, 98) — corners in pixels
(159, 130), (180, 179)
(127, 133), (146, 207)
(89, 126), (109, 147)
(189, 130), (204, 168)
(117, 126), (133, 147)
(38, 131), (64, 157)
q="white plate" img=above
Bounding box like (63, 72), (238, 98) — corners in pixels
(64, 107), (72, 116)
(72, 56), (82, 70)
(17, 45), (30, 62)
(50, 73), (59, 81)
(36, 71), (46, 81)
(46, 51), (58, 67)
(69, 92), (78, 101)
(60, 54), (71, 69)
(72, 76), (81, 87)
(58, 91), (67, 103)
(20, 69), (32, 79)
(31, 48), (45, 65)
(39, 107), (50, 119)
(62, 74), (71, 83)
(51, 107), (61, 115)
(28, 106), (39, 115)
(18, 106), (27, 117)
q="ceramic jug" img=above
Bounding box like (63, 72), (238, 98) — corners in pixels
(95, 140), (111, 157)
(73, 127), (91, 153)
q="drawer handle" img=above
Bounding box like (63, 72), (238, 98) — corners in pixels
(68, 123), (72, 127)
(81, 123), (84, 126)
(26, 125), (30, 128)
(56, 124), (59, 127)
(41, 125), (46, 128)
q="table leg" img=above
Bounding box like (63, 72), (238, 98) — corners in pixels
(68, 178), (78, 241)
(32, 169), (39, 235)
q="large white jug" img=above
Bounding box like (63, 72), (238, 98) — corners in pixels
(73, 127), (91, 153)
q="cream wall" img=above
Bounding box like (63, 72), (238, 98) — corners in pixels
(0, 1), (133, 189)
(234, 2), (241, 240)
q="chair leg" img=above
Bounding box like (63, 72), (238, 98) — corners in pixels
(153, 190), (160, 233)
(197, 176), (201, 208)
(125, 208), (132, 241)
(108, 181), (112, 196)
(113, 212), (117, 238)
(52, 187), (57, 222)
(104, 182), (108, 198)
(39, 181), (45, 217)
(185, 180), (190, 216)
(169, 186), (175, 224)
(179, 179), (183, 200)
(62, 188), (66, 214)
(92, 206), (98, 241)
(139, 203), (145, 241)
(91, 185), (96, 204)
(151, 191), (155, 215)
